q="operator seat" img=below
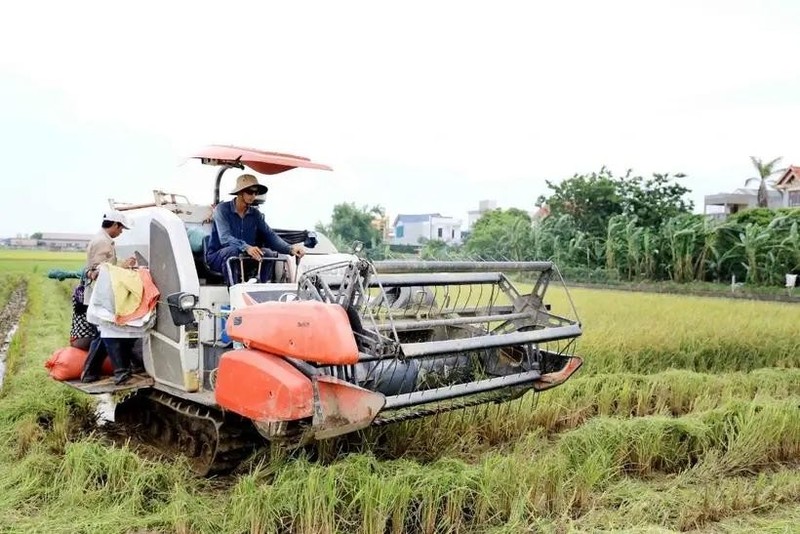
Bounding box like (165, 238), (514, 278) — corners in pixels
(200, 234), (227, 285)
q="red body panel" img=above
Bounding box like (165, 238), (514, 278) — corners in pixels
(312, 375), (386, 439)
(532, 357), (583, 391)
(191, 145), (332, 175)
(226, 301), (359, 365)
(215, 349), (313, 422)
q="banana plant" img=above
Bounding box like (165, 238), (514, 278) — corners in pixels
(529, 219), (547, 260)
(567, 231), (591, 267)
(662, 215), (701, 282)
(605, 214), (627, 274)
(692, 217), (725, 281)
(782, 221), (800, 273)
(640, 228), (660, 280)
(768, 216), (800, 275)
(498, 216), (538, 261)
(733, 223), (773, 284)
(623, 217), (643, 280)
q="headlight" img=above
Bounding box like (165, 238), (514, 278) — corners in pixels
(178, 293), (198, 311)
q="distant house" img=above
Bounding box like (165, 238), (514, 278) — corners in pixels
(775, 166), (800, 208)
(467, 200), (497, 231)
(392, 213), (463, 246)
(703, 187), (783, 220)
(39, 232), (94, 251)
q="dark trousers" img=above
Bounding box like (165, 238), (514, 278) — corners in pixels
(206, 245), (274, 284)
(103, 338), (138, 382)
(81, 336), (108, 381)
(82, 337), (144, 382)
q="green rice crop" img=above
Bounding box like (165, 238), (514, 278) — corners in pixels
(576, 466), (800, 531)
(0, 249), (84, 275)
(547, 287), (800, 374)
(362, 368), (800, 460)
(0, 252), (797, 532)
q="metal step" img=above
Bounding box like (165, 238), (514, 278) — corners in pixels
(61, 373), (154, 395)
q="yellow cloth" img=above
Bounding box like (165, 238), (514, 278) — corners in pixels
(107, 264), (143, 317)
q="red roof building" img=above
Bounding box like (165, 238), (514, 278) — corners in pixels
(776, 166), (800, 208)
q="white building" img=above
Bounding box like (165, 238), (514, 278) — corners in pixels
(392, 213), (463, 246)
(467, 200), (497, 230)
(703, 187), (783, 220)
(40, 232), (94, 250)
(7, 238), (38, 248)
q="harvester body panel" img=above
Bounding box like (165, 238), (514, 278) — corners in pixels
(226, 301), (359, 365)
(308, 375), (387, 440)
(215, 348), (314, 421)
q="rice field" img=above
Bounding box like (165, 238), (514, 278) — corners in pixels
(0, 250), (797, 533)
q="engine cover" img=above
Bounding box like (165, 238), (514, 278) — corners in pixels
(226, 301), (359, 365)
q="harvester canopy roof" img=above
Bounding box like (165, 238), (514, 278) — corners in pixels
(192, 145), (333, 175)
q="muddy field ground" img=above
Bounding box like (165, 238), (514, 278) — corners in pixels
(0, 283), (26, 387)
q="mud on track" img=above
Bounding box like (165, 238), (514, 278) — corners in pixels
(0, 283), (28, 389)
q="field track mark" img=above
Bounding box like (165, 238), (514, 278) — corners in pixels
(0, 283), (28, 388)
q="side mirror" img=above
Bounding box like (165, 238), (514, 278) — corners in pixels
(351, 240), (364, 254)
(167, 292), (198, 326)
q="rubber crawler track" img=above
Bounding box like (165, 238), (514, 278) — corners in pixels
(114, 390), (260, 476)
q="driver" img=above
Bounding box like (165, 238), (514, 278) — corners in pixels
(205, 174), (305, 284)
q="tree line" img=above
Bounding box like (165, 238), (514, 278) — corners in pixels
(442, 205), (799, 286)
(317, 160), (799, 286)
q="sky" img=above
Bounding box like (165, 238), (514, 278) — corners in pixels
(1, 0), (799, 237)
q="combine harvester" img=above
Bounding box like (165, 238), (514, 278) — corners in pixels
(59, 145), (583, 475)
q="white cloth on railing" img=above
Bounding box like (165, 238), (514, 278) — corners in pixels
(86, 265), (155, 338)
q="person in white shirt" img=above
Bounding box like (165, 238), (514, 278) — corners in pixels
(81, 210), (140, 384)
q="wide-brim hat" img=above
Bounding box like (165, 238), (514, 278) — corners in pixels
(230, 174), (268, 195)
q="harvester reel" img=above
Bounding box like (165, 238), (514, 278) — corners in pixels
(296, 259), (583, 426)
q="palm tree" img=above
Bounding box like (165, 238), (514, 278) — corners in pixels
(746, 156), (784, 208)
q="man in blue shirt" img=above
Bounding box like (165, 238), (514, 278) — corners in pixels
(205, 174), (305, 284)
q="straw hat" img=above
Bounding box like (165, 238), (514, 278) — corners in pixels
(230, 174), (268, 195)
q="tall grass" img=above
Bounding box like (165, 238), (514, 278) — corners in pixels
(529, 368), (800, 433)
(0, 258), (798, 532)
(577, 466), (800, 531)
(712, 503), (800, 534)
(547, 288), (800, 374)
(5, 395), (796, 533)
(210, 399), (800, 533)
(359, 368), (800, 461)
